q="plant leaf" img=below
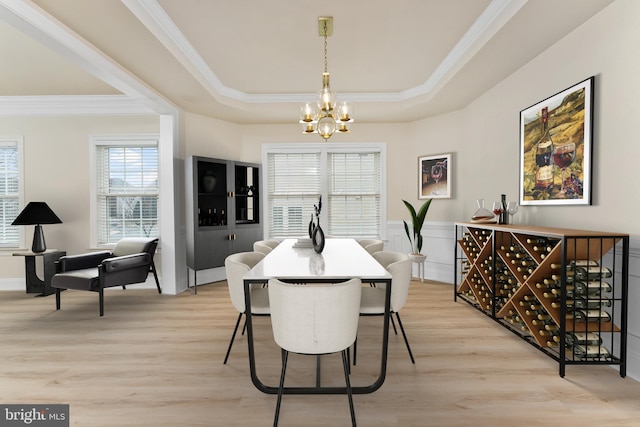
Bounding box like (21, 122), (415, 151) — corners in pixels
(416, 198), (432, 225)
(402, 199), (418, 223)
(403, 220), (412, 247)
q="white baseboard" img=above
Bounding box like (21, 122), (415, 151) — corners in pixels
(625, 333), (640, 381)
(0, 278), (28, 291)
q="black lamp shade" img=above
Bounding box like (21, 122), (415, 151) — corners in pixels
(11, 202), (62, 226)
(11, 202), (62, 253)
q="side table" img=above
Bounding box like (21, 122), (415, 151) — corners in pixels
(13, 250), (66, 297)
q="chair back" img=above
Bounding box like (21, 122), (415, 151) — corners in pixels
(253, 240), (280, 255)
(357, 239), (384, 255)
(373, 251), (412, 312)
(268, 278), (362, 355)
(112, 237), (158, 257)
(224, 252), (265, 313)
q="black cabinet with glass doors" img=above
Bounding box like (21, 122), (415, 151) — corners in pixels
(185, 156), (262, 293)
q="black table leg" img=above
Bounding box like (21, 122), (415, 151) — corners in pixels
(244, 277), (391, 395)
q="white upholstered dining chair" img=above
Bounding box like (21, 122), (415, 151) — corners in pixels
(268, 277), (362, 427)
(223, 251), (269, 364)
(253, 240), (280, 255)
(357, 251), (415, 364)
(357, 238), (384, 255)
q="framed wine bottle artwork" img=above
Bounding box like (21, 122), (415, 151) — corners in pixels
(519, 77), (594, 206)
(418, 153), (452, 199)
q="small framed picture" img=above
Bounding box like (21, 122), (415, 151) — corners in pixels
(519, 77), (594, 205)
(418, 153), (451, 199)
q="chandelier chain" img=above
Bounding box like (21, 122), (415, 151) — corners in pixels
(323, 21), (328, 73)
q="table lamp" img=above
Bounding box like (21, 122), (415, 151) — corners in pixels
(11, 202), (62, 253)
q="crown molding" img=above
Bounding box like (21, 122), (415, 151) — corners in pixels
(124, 0), (527, 105)
(0, 95), (158, 116)
(0, 0), (177, 115)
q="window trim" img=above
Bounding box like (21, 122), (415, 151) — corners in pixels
(89, 134), (159, 248)
(262, 142), (386, 240)
(0, 136), (24, 250)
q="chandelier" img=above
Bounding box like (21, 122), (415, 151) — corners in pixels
(299, 16), (354, 141)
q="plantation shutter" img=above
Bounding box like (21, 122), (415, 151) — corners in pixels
(327, 151), (381, 238)
(0, 141), (20, 247)
(267, 152), (321, 238)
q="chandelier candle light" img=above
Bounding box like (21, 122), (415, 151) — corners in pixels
(299, 16), (354, 140)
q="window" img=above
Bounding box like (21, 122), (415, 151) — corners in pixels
(327, 152), (381, 237)
(0, 137), (22, 248)
(267, 151), (321, 238)
(92, 135), (159, 245)
(264, 143), (385, 239)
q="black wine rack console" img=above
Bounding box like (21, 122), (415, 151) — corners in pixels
(454, 223), (629, 377)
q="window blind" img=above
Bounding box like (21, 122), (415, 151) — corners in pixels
(265, 144), (384, 240)
(267, 152), (321, 238)
(327, 152), (381, 237)
(0, 141), (20, 247)
(95, 143), (159, 244)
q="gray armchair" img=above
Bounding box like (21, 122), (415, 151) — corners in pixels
(51, 237), (160, 316)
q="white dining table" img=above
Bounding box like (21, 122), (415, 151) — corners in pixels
(243, 238), (393, 395)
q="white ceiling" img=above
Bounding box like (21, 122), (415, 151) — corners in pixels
(0, 0), (614, 123)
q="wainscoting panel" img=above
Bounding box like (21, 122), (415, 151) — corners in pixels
(384, 221), (455, 284)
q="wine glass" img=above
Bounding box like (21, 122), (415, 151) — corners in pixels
(431, 164), (443, 195)
(507, 201), (519, 224)
(492, 201), (503, 222)
(553, 142), (576, 194)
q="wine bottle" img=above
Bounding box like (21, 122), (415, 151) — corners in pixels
(569, 259), (599, 268)
(572, 280), (612, 295)
(565, 332), (602, 346)
(212, 208), (220, 226)
(501, 194), (508, 224)
(534, 107), (554, 195)
(573, 344), (610, 359)
(574, 266), (613, 281)
(206, 208), (213, 226)
(568, 309), (611, 322)
(571, 297), (612, 309)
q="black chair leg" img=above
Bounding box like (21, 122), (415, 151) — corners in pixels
(390, 314), (398, 335)
(99, 289), (104, 317)
(151, 261), (162, 294)
(223, 313), (243, 364)
(55, 288), (61, 310)
(353, 336), (357, 366)
(274, 349), (288, 427)
(395, 312), (415, 364)
(342, 349), (357, 427)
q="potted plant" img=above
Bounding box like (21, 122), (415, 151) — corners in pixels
(402, 199), (432, 256)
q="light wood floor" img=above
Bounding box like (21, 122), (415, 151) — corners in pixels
(2, 280), (640, 426)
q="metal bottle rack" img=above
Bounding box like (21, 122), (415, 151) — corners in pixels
(454, 223), (629, 377)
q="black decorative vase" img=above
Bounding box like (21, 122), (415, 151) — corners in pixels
(312, 224), (325, 254)
(308, 214), (315, 239)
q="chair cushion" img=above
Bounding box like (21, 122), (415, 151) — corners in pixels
(51, 268), (100, 291)
(112, 238), (156, 257)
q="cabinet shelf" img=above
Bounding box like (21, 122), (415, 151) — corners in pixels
(455, 222), (629, 377)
